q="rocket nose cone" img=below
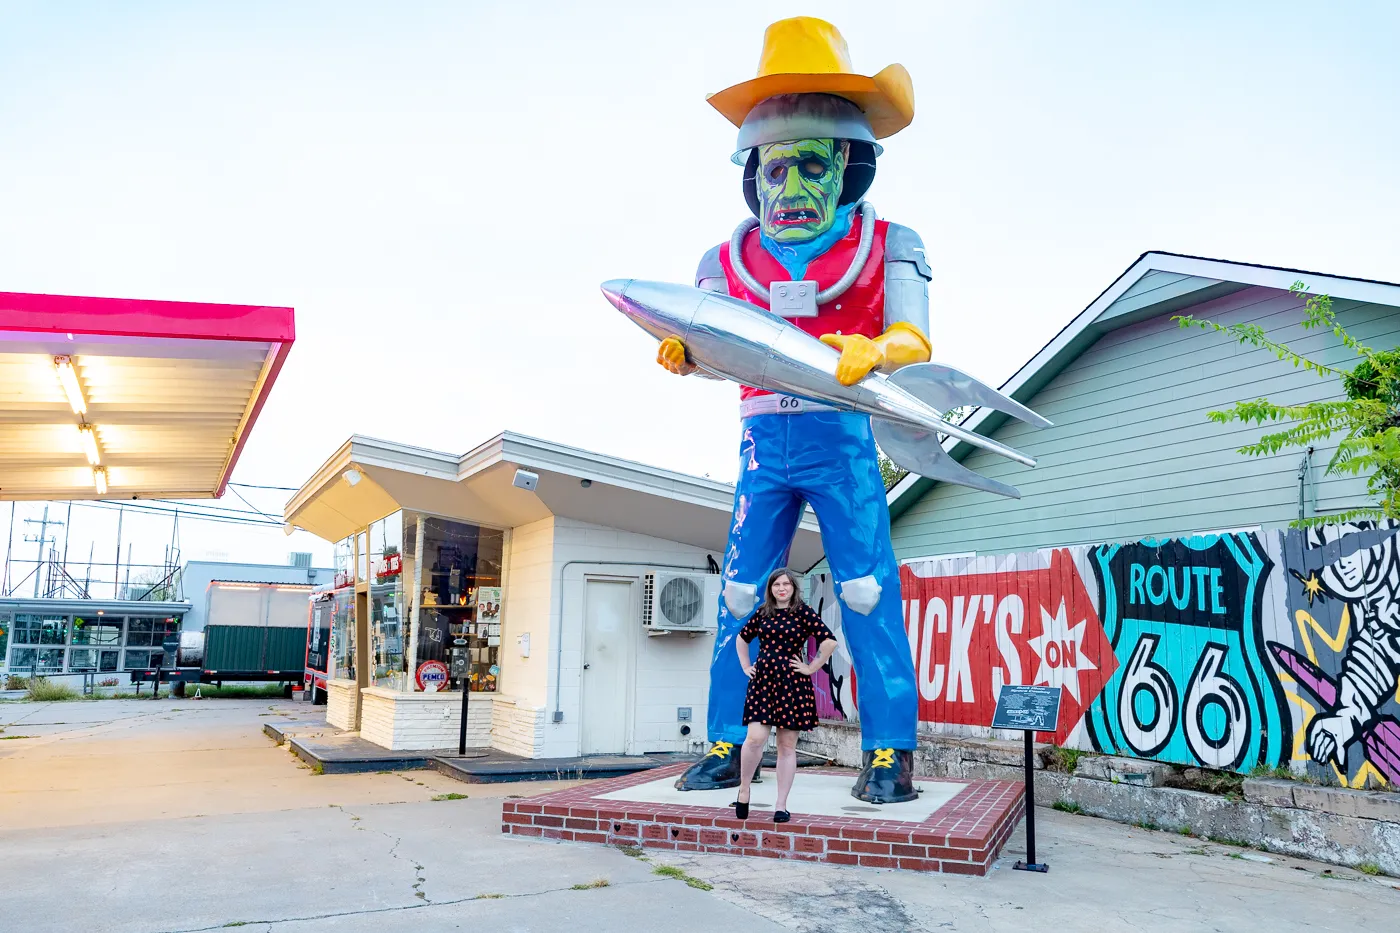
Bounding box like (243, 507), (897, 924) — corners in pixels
(599, 279), (633, 311)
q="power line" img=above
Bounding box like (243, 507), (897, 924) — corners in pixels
(229, 481), (299, 491)
(224, 486), (282, 521)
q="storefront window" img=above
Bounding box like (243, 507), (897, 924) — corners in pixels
(125, 617), (179, 647)
(72, 617), (122, 646)
(331, 587), (356, 680)
(334, 536), (354, 589)
(15, 614), (68, 646)
(11, 647), (65, 674)
(368, 513), (405, 688)
(406, 513), (504, 693)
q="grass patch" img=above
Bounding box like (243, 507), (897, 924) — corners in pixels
(1042, 745), (1090, 773)
(182, 684), (287, 699)
(311, 762), (324, 775)
(25, 678), (79, 702)
(1051, 800), (1083, 814)
(432, 793), (468, 801)
(570, 879), (611, 890)
(617, 845), (646, 858)
(0, 735), (34, 740)
(1206, 835), (1252, 849)
(1178, 826), (1194, 836)
(1358, 862), (1383, 876)
(1133, 820), (1160, 832)
(474, 893), (504, 900)
(1184, 847), (1209, 856)
(653, 865), (713, 891)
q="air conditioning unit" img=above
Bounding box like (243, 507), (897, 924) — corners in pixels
(642, 571), (720, 634)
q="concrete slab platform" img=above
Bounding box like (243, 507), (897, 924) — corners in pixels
(599, 770), (967, 821)
(503, 762), (1025, 875)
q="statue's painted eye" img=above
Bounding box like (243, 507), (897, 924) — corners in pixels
(800, 159), (828, 178)
(766, 164), (787, 185)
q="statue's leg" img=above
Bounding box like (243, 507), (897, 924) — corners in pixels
(794, 411), (919, 804)
(675, 415), (805, 791)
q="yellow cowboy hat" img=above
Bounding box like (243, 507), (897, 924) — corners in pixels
(707, 17), (915, 140)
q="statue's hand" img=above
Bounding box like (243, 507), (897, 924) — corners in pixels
(657, 336), (697, 376)
(819, 333), (885, 386)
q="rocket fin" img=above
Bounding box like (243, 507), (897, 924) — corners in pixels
(872, 420), (1023, 499)
(884, 362), (1052, 429)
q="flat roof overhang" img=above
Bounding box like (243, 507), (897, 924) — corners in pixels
(284, 433), (826, 568)
(0, 290), (295, 501)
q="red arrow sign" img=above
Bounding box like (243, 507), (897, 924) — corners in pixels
(897, 548), (1117, 744)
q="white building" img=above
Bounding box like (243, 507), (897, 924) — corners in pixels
(283, 432), (822, 758)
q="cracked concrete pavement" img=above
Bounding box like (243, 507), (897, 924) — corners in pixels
(2, 699), (1397, 932)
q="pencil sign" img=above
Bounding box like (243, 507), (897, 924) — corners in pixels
(991, 685), (1063, 733)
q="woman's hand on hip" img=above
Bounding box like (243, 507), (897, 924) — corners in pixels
(741, 665), (755, 678)
(789, 656), (817, 677)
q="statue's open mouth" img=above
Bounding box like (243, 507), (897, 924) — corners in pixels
(773, 208), (821, 226)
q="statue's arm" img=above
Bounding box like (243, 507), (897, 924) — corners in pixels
(883, 223), (931, 337)
(683, 245), (727, 379)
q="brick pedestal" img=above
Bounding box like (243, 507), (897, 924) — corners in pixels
(502, 763), (1024, 876)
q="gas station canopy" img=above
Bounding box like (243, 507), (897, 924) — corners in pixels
(0, 290), (295, 500)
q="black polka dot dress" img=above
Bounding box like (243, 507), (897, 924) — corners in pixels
(740, 603), (836, 731)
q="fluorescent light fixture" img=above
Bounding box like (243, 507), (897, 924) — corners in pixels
(78, 424), (100, 465)
(54, 355), (87, 415)
(343, 468), (362, 486)
(92, 466), (108, 495)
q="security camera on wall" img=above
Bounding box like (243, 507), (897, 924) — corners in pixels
(512, 469), (539, 492)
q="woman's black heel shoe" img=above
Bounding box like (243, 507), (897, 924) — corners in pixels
(773, 810), (790, 824)
(734, 799), (750, 820)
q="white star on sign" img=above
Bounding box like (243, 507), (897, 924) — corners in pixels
(1027, 599), (1097, 702)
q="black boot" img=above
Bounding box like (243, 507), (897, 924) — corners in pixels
(851, 748), (918, 804)
(674, 741), (742, 791)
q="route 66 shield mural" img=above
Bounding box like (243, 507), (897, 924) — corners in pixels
(1086, 533), (1289, 771)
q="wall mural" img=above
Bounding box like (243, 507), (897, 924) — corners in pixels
(809, 521), (1400, 789)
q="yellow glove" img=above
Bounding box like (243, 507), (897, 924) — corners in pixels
(657, 336), (696, 376)
(819, 323), (931, 386)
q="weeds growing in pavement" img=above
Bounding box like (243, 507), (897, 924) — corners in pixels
(570, 879), (611, 890)
(1052, 801), (1083, 814)
(653, 865), (713, 891)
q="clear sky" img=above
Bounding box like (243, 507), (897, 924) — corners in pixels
(1, 1), (1396, 585)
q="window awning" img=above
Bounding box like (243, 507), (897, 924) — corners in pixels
(0, 289), (294, 500)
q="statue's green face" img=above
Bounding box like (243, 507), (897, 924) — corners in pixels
(756, 138), (848, 242)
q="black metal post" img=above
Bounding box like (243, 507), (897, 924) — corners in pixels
(1013, 729), (1048, 872)
(458, 678), (470, 756)
(152, 662), (161, 700)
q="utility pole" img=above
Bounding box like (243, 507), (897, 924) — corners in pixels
(114, 506), (123, 600)
(3, 502), (14, 596)
(23, 505), (62, 598)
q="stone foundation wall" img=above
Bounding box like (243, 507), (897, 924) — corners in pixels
(801, 719), (1400, 875)
(325, 679), (357, 731)
(490, 696), (545, 758)
(359, 688), (493, 750)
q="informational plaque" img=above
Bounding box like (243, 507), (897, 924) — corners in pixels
(991, 685), (1063, 733)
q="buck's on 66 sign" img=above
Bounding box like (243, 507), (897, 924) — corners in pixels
(897, 548), (1117, 744)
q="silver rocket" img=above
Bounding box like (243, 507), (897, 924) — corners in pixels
(600, 279), (1051, 499)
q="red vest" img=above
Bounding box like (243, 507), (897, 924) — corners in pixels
(719, 213), (889, 400)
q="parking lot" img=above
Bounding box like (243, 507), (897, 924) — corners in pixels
(1, 698), (1397, 932)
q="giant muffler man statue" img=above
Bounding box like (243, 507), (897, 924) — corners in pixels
(609, 17), (1047, 803)
(665, 17), (929, 803)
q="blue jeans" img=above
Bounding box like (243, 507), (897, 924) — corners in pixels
(707, 410), (917, 751)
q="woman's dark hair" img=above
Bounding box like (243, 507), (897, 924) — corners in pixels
(756, 567), (805, 617)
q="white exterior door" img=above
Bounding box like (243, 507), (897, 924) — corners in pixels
(580, 579), (632, 755)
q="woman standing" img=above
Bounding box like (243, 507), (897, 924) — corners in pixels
(734, 568), (839, 822)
